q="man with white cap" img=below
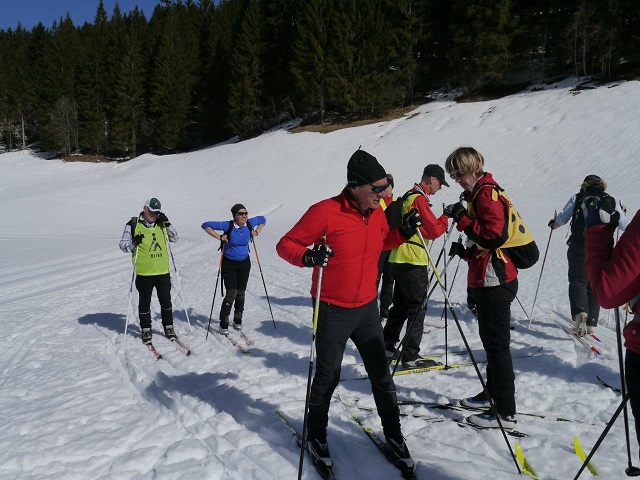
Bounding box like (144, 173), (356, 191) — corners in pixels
(119, 197), (179, 346)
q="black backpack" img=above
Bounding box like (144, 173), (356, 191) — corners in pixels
(384, 190), (418, 230)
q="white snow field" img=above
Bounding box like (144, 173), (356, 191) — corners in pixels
(1, 79), (639, 479)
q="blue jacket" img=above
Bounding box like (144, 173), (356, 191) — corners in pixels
(201, 216), (266, 261)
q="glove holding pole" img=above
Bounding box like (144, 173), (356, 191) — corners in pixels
(399, 207), (422, 239)
(443, 202), (468, 223)
(302, 243), (334, 268)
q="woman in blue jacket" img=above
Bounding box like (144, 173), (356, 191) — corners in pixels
(202, 204), (266, 335)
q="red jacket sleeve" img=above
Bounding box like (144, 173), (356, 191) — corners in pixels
(276, 203), (328, 267)
(585, 211), (640, 310)
(410, 194), (449, 240)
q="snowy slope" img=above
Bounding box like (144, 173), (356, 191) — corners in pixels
(1, 79), (639, 480)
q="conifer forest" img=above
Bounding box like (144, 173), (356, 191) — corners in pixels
(0, 0), (638, 157)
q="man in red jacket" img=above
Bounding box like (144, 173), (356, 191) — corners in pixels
(276, 149), (420, 474)
(584, 194), (640, 462)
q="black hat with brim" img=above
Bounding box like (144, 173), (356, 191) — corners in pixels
(423, 164), (450, 187)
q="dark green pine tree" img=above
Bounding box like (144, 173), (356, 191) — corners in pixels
(147, 2), (196, 153)
(106, 5), (149, 157)
(325, 0), (358, 113)
(77, 0), (110, 155)
(8, 25), (37, 149)
(40, 15), (83, 153)
(291, 0), (332, 123)
(261, 0), (297, 123)
(385, 0), (427, 105)
(449, 0), (519, 88)
(227, 0), (266, 136)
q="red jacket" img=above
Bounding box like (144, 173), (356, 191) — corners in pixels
(455, 173), (518, 288)
(585, 211), (640, 353)
(276, 190), (406, 308)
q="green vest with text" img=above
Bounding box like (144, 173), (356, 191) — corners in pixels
(132, 220), (170, 276)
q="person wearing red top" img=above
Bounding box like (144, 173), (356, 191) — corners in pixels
(584, 197), (640, 457)
(276, 149), (420, 473)
(383, 164), (450, 368)
(444, 146), (520, 430)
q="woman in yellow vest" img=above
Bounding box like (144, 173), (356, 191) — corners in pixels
(119, 197), (179, 347)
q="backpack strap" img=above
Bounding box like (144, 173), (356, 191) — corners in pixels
(128, 216), (138, 232)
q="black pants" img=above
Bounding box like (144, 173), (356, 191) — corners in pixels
(567, 243), (600, 326)
(220, 257), (251, 327)
(135, 273), (173, 329)
(474, 279), (518, 417)
(626, 349), (640, 450)
(377, 251), (394, 312)
(308, 299), (401, 440)
(383, 263), (429, 361)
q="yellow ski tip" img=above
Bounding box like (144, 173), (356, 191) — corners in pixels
(515, 442), (539, 480)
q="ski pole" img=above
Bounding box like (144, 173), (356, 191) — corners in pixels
(165, 229), (193, 331)
(528, 212), (555, 327)
(615, 307), (640, 476)
(389, 225), (452, 373)
(299, 250), (326, 480)
(416, 228), (522, 475)
(206, 248), (224, 340)
(251, 236), (277, 329)
(123, 248), (139, 349)
(573, 394), (634, 479)
(442, 207), (450, 368)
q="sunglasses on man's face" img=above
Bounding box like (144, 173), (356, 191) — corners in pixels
(449, 171), (465, 180)
(148, 209), (160, 215)
(236, 211), (248, 216)
(369, 181), (391, 193)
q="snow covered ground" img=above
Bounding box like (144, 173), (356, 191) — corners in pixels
(1, 79), (639, 480)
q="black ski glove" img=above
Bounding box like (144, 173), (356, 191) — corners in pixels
(302, 243), (334, 268)
(449, 241), (465, 259)
(400, 208), (422, 239)
(583, 193), (619, 230)
(444, 202), (467, 222)
(132, 233), (144, 246)
(157, 212), (170, 226)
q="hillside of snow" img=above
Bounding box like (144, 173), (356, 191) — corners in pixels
(1, 79), (639, 479)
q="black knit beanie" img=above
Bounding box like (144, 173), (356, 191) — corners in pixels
(347, 149), (387, 187)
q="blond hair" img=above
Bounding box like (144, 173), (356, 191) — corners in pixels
(445, 147), (485, 176)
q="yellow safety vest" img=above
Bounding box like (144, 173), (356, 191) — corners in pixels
(389, 193), (430, 265)
(132, 220), (170, 276)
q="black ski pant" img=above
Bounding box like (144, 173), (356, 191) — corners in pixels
(383, 263), (429, 361)
(473, 279), (518, 417)
(307, 299), (401, 440)
(136, 273), (173, 330)
(220, 256), (251, 327)
(626, 349), (640, 450)
(567, 243), (600, 327)
(376, 250), (394, 313)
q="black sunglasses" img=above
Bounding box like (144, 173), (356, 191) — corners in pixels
(369, 181), (391, 193)
(235, 211), (248, 216)
(449, 171), (465, 180)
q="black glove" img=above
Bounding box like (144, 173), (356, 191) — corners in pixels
(444, 202), (467, 222)
(583, 193), (620, 230)
(449, 241), (465, 258)
(157, 212), (170, 226)
(547, 219), (556, 229)
(302, 243), (334, 268)
(400, 208), (421, 239)
(132, 233), (144, 246)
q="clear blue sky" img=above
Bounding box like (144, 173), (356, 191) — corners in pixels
(1, 1), (165, 30)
